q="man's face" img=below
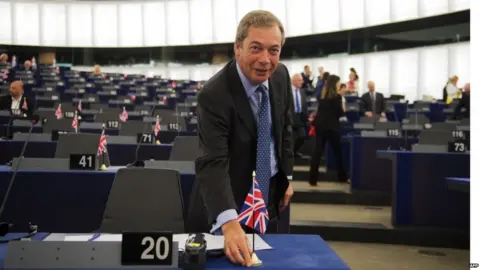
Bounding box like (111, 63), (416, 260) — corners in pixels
(24, 60), (31, 69)
(318, 67), (324, 74)
(235, 25), (282, 85)
(10, 81), (23, 98)
(292, 75), (303, 89)
(305, 66), (311, 75)
(368, 82), (375, 92)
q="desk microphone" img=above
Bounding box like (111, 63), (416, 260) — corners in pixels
(127, 101), (157, 167)
(0, 114), (40, 241)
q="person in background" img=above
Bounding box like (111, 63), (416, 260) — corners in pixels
(443, 75), (459, 104)
(291, 73), (308, 157)
(314, 66), (324, 89)
(453, 82), (470, 120)
(346, 68), (359, 94)
(360, 80), (386, 118)
(315, 71), (329, 101)
(309, 75), (349, 186)
(23, 60), (33, 72)
(301, 65), (313, 89)
(338, 83), (347, 112)
(186, 10), (294, 267)
(0, 80), (35, 117)
(93, 65), (102, 76)
(0, 54), (8, 65)
(338, 83), (348, 122)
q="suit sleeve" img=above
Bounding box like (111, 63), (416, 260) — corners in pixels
(195, 89), (237, 225)
(338, 96), (345, 117)
(360, 94), (368, 115)
(380, 94), (386, 114)
(0, 95), (8, 110)
(282, 66), (294, 178)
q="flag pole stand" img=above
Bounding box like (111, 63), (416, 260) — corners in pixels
(250, 171), (262, 267)
(99, 148), (108, 171)
(251, 252), (262, 267)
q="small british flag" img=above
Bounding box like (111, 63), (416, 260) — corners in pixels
(77, 100), (82, 112)
(55, 104), (63, 119)
(237, 172), (269, 234)
(1, 68), (7, 80)
(97, 128), (108, 156)
(154, 115), (161, 137)
(22, 98), (28, 110)
(119, 107), (128, 122)
(72, 111), (78, 133)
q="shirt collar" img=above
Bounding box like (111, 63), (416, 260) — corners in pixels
(12, 94), (22, 102)
(236, 62), (269, 99)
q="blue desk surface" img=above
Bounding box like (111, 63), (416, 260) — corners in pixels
(0, 233), (350, 269)
(446, 177), (470, 183)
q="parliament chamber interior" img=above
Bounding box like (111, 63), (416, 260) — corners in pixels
(0, 0), (474, 269)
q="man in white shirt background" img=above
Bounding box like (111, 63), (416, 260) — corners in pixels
(360, 80), (386, 118)
(0, 80), (35, 117)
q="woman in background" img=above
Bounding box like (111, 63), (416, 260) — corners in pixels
(443, 75), (460, 104)
(315, 72), (329, 102)
(346, 68), (359, 95)
(309, 75), (349, 186)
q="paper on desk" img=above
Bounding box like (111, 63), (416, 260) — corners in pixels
(64, 234), (96, 242)
(78, 233), (272, 251)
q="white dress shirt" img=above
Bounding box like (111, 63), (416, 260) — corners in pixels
(11, 95), (22, 110)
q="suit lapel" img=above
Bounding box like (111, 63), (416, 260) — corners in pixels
(227, 61), (257, 138)
(268, 76), (282, 153)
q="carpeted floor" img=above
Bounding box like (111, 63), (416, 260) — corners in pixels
(328, 241), (468, 270)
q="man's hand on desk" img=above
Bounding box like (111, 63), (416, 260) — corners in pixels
(280, 182), (294, 211)
(222, 220), (253, 267)
(365, 111), (373, 117)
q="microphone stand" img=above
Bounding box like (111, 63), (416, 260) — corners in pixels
(0, 116), (40, 242)
(127, 101), (157, 167)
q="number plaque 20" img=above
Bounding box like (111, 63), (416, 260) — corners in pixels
(121, 232), (173, 266)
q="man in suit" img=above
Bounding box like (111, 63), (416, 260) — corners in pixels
(301, 65), (313, 89)
(361, 80), (386, 118)
(186, 10), (294, 267)
(0, 80), (35, 117)
(291, 73), (308, 156)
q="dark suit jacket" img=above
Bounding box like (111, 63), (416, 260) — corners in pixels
(292, 88), (308, 138)
(301, 72), (312, 89)
(453, 93), (470, 119)
(186, 60), (294, 233)
(0, 93), (35, 117)
(360, 92), (386, 115)
(313, 95), (344, 132)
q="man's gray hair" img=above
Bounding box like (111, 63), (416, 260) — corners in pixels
(235, 10), (286, 46)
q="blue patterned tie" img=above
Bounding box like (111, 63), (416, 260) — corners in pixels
(295, 89), (301, 113)
(255, 85), (271, 205)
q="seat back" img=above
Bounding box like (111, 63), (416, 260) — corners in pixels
(169, 136), (199, 161)
(98, 168), (185, 233)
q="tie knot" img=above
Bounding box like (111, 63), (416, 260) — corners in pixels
(256, 84), (267, 94)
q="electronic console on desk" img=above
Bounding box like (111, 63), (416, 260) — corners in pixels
(181, 233), (207, 270)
